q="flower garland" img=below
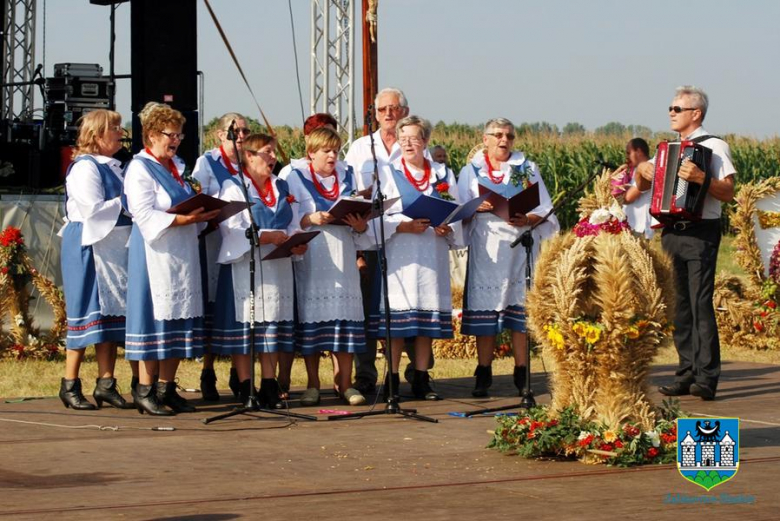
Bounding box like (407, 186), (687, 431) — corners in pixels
(572, 202), (630, 237)
(509, 162), (533, 189)
(544, 316), (666, 353)
(0, 226), (66, 359)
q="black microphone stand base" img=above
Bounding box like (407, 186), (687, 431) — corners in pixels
(327, 394), (438, 423)
(461, 390), (536, 418)
(203, 395), (318, 424)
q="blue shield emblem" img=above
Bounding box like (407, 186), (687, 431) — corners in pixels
(677, 418), (739, 491)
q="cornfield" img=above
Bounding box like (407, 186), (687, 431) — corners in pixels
(203, 119), (780, 230)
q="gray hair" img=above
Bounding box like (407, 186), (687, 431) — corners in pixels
(396, 115), (432, 142)
(375, 87), (408, 108)
(484, 117), (515, 134)
(675, 85), (709, 120)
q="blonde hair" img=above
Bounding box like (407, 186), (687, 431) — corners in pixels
(139, 102), (186, 147)
(213, 112), (247, 138)
(305, 127), (342, 156)
(72, 109), (122, 159)
(241, 133), (276, 162)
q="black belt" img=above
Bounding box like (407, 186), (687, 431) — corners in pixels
(669, 218), (720, 232)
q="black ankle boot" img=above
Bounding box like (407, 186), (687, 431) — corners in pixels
(472, 365), (493, 398)
(412, 370), (441, 401)
(237, 379), (256, 406)
(514, 366), (528, 396)
(130, 376), (139, 403)
(382, 372), (401, 402)
(229, 367), (241, 400)
(135, 383), (174, 416)
(59, 378), (97, 410)
(200, 368), (220, 402)
(158, 381), (196, 413)
(93, 377), (134, 409)
(259, 378), (284, 409)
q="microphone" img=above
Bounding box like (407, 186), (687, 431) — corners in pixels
(365, 105), (374, 131)
(227, 119), (237, 140)
(595, 158), (618, 170)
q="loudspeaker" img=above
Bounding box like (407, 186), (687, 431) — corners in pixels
(130, 0), (197, 111)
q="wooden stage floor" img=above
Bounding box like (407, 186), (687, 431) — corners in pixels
(2, 361), (779, 520)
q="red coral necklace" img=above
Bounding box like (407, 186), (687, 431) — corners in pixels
(402, 158), (431, 192)
(309, 163), (340, 200)
(483, 152), (505, 184)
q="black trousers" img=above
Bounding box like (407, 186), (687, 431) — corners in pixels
(661, 219), (721, 391)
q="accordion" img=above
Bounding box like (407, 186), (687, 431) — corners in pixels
(649, 140), (712, 225)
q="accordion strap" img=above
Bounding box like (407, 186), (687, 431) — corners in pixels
(689, 134), (720, 144)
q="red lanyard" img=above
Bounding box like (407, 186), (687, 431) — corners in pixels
(145, 148), (184, 186)
(219, 145), (248, 177)
(483, 152), (504, 184)
(402, 158), (431, 192)
(249, 176), (276, 207)
(309, 163), (340, 200)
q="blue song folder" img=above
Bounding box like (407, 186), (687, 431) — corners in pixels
(401, 192), (490, 227)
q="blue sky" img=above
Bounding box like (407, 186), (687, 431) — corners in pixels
(31, 0), (780, 137)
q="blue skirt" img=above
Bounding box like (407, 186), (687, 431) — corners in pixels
(295, 320), (366, 355)
(124, 225), (205, 361)
(460, 306), (526, 336)
(210, 263), (294, 354)
(368, 310), (454, 339)
(60, 222), (126, 349)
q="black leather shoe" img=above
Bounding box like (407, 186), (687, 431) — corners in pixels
(472, 365), (492, 398)
(353, 378), (377, 396)
(158, 381), (197, 413)
(135, 383), (174, 416)
(200, 368), (220, 402)
(382, 372), (401, 402)
(658, 382), (692, 397)
(229, 367), (241, 401)
(59, 378), (97, 410)
(690, 383), (715, 401)
(237, 379), (257, 406)
(412, 370), (441, 401)
(130, 376), (139, 403)
(93, 377), (134, 409)
(259, 378), (285, 409)
(513, 366), (528, 396)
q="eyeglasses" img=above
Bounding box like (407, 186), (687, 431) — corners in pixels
(109, 125), (124, 133)
(160, 131), (185, 141)
(225, 127), (251, 136)
(377, 105), (404, 114)
(398, 136), (423, 146)
(669, 106), (697, 114)
(485, 131), (515, 141)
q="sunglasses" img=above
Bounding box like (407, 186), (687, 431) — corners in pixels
(226, 127), (252, 136)
(669, 106), (697, 114)
(486, 131), (515, 140)
(377, 105), (404, 114)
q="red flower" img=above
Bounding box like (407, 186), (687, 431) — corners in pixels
(548, 419), (559, 427)
(435, 182), (450, 193)
(286, 194), (296, 204)
(754, 321), (765, 332)
(578, 434), (594, 447)
(623, 424), (640, 438)
(766, 300), (777, 309)
(600, 443), (614, 452)
(614, 440), (624, 449)
(0, 226), (24, 247)
(646, 447), (659, 459)
(0, 267), (7, 274)
(760, 310), (769, 318)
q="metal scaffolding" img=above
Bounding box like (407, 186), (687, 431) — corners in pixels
(1, 0), (36, 121)
(310, 0), (355, 146)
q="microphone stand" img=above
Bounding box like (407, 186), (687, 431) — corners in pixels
(461, 162), (606, 417)
(204, 121), (316, 424)
(328, 106), (436, 423)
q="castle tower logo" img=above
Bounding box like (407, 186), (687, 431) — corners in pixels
(677, 418), (740, 491)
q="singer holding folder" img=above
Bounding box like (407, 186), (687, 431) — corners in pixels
(457, 118), (559, 398)
(210, 133), (306, 408)
(287, 127), (370, 407)
(124, 103), (220, 415)
(368, 116), (461, 401)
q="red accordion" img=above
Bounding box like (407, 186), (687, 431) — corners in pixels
(649, 140), (712, 225)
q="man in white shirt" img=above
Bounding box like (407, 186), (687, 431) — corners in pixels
(636, 85), (736, 401)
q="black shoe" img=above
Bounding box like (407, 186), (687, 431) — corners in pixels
(158, 381), (197, 413)
(658, 382), (692, 397)
(59, 378), (97, 410)
(130, 376), (139, 403)
(412, 370), (441, 401)
(472, 365), (492, 398)
(135, 383), (174, 416)
(382, 372), (401, 402)
(229, 367), (241, 401)
(93, 377), (134, 409)
(403, 363), (415, 385)
(353, 378), (377, 396)
(690, 383), (716, 401)
(237, 379), (257, 406)
(200, 368), (220, 402)
(513, 366), (527, 396)
(259, 379), (285, 410)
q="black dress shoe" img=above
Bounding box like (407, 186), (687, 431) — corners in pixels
(353, 378), (377, 396)
(690, 383), (715, 401)
(472, 365), (492, 398)
(200, 368), (220, 402)
(237, 379), (258, 406)
(259, 378), (285, 409)
(158, 381), (197, 413)
(135, 383), (174, 416)
(658, 382), (692, 396)
(59, 378), (97, 410)
(412, 370), (441, 401)
(93, 377), (134, 409)
(229, 367), (241, 400)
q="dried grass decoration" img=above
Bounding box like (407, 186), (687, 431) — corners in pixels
(720, 176), (780, 350)
(0, 226), (66, 359)
(526, 169), (675, 431)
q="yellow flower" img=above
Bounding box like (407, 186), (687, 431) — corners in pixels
(603, 430), (617, 443)
(626, 326), (640, 340)
(584, 325), (601, 344)
(572, 322), (587, 338)
(545, 324), (565, 350)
